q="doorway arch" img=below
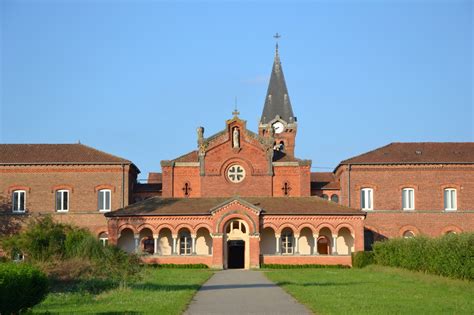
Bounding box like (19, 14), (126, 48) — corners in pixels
(223, 219), (249, 269)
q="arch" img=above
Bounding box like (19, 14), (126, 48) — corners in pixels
(156, 223), (176, 235)
(94, 184), (116, 192)
(262, 222), (278, 233)
(317, 235), (331, 255)
(117, 228), (135, 253)
(7, 185), (31, 194)
(297, 223), (316, 234)
(118, 224), (138, 235)
(260, 227), (276, 255)
(137, 223), (156, 234)
(177, 228), (192, 255)
(157, 227), (172, 256)
(51, 184), (74, 193)
(335, 223), (355, 236)
(216, 211), (257, 234)
(280, 227), (295, 255)
(219, 156), (255, 176)
(277, 223), (297, 234)
(298, 227), (314, 255)
(175, 223), (194, 235)
(195, 227), (213, 255)
(441, 225), (463, 235)
(139, 228), (154, 254)
(315, 223), (336, 235)
(337, 227), (354, 255)
(193, 223), (212, 235)
(399, 225), (420, 237)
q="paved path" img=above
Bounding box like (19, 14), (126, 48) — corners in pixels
(184, 270), (311, 315)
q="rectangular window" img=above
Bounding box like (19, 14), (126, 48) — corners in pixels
(281, 234), (293, 254)
(361, 188), (373, 210)
(98, 189), (111, 212)
(402, 188), (415, 210)
(12, 190), (26, 213)
(179, 235), (191, 255)
(56, 190), (69, 212)
(444, 188), (457, 211)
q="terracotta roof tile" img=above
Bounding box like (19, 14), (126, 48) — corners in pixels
(147, 172), (162, 183)
(172, 151), (198, 163)
(106, 196), (363, 217)
(311, 172), (340, 190)
(0, 144), (132, 164)
(340, 142), (474, 165)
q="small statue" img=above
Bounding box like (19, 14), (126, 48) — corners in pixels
(233, 127), (240, 148)
(197, 127), (204, 143)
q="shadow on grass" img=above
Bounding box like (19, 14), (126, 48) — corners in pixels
(49, 278), (118, 295)
(276, 281), (369, 287)
(35, 311), (142, 315)
(131, 282), (202, 291)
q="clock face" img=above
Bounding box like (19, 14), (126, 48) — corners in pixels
(272, 122), (285, 134)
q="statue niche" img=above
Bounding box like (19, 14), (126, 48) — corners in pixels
(232, 127), (240, 149)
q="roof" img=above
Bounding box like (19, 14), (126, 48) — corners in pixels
(339, 142), (474, 166)
(134, 183), (162, 193)
(0, 144), (133, 165)
(311, 172), (340, 190)
(105, 196), (364, 217)
(260, 46), (295, 124)
(148, 172), (162, 183)
(172, 150), (198, 163)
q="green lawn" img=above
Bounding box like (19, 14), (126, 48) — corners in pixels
(264, 265), (474, 315)
(33, 268), (213, 314)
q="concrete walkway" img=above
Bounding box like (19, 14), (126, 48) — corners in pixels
(184, 270), (311, 315)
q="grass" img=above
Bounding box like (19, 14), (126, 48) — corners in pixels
(32, 268), (213, 314)
(264, 265), (474, 315)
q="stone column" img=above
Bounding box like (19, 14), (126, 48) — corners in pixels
(134, 234), (140, 254)
(313, 234), (319, 255)
(153, 235), (159, 255)
(172, 235), (178, 255)
(275, 234), (281, 255)
(332, 235), (338, 255)
(294, 234), (300, 255)
(191, 235), (197, 255)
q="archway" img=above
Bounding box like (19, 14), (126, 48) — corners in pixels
(336, 227), (354, 255)
(224, 219), (249, 269)
(157, 228), (172, 256)
(260, 227), (276, 255)
(139, 228), (154, 254)
(298, 227), (314, 255)
(117, 228), (135, 254)
(317, 227), (332, 255)
(196, 227), (212, 255)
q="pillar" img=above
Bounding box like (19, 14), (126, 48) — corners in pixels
(313, 234), (319, 255)
(134, 234), (140, 253)
(332, 234), (338, 255)
(275, 234), (281, 254)
(294, 234), (300, 255)
(172, 235), (178, 255)
(153, 235), (159, 255)
(191, 235), (196, 255)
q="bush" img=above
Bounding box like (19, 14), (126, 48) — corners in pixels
(0, 263), (49, 314)
(260, 264), (349, 269)
(150, 263), (209, 269)
(352, 251), (374, 268)
(373, 233), (474, 280)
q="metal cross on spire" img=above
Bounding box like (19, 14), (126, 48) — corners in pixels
(232, 96), (240, 116)
(273, 32), (281, 52)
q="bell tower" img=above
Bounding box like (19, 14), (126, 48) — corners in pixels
(258, 34), (297, 157)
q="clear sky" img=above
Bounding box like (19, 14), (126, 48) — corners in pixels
(1, 0), (472, 179)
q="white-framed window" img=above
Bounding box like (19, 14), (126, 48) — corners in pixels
(179, 231), (192, 255)
(444, 188), (457, 211)
(402, 188), (415, 210)
(98, 189), (111, 212)
(56, 190), (69, 212)
(281, 230), (294, 254)
(99, 232), (109, 246)
(12, 190), (26, 213)
(360, 188), (374, 210)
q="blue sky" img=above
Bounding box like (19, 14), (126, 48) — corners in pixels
(1, 0), (472, 179)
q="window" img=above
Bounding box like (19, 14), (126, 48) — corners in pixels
(12, 190), (26, 213)
(281, 230), (294, 254)
(227, 164), (246, 183)
(361, 188), (373, 210)
(403, 230), (415, 238)
(56, 190), (69, 212)
(321, 194), (329, 200)
(98, 189), (111, 211)
(402, 188), (415, 210)
(444, 188), (457, 211)
(330, 194), (339, 203)
(99, 232), (108, 246)
(179, 231), (191, 255)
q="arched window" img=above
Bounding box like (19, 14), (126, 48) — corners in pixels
(281, 229), (294, 254)
(403, 230), (415, 238)
(322, 194), (329, 200)
(179, 230), (192, 255)
(12, 190), (26, 213)
(444, 188), (457, 211)
(330, 194), (339, 203)
(99, 232), (109, 246)
(279, 141), (285, 151)
(98, 189), (111, 212)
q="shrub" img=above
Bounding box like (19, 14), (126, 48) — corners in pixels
(352, 251), (374, 268)
(373, 233), (474, 280)
(260, 264), (349, 269)
(150, 263), (209, 269)
(0, 263), (49, 314)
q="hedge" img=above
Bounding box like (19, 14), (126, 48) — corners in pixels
(150, 263), (209, 269)
(372, 233), (474, 280)
(352, 251), (374, 268)
(0, 263), (49, 314)
(260, 264), (349, 269)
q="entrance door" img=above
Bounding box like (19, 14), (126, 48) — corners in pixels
(317, 237), (329, 255)
(227, 240), (245, 269)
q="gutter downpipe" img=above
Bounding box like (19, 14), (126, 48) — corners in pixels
(348, 164), (351, 208)
(121, 163), (125, 209)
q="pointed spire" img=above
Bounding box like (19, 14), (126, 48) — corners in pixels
(260, 34), (295, 125)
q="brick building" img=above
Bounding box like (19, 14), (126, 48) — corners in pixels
(1, 45), (473, 268)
